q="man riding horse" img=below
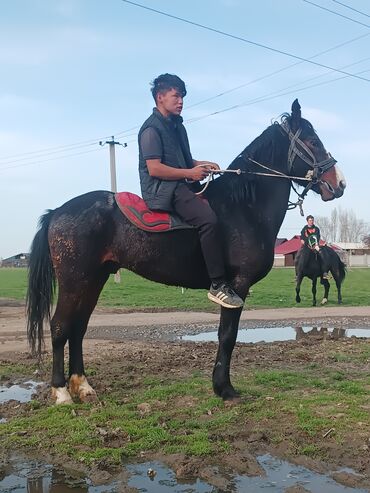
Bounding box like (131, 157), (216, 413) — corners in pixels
(300, 215), (330, 279)
(138, 73), (244, 309)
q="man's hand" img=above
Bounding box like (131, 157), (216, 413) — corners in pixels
(193, 160), (220, 172)
(187, 166), (212, 181)
(314, 245), (320, 252)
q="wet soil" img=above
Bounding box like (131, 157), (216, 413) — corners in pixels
(0, 302), (370, 491)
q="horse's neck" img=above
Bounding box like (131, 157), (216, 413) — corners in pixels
(211, 125), (291, 241)
(248, 132), (291, 239)
(256, 179), (291, 239)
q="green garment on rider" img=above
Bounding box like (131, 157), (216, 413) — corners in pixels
(300, 224), (321, 248)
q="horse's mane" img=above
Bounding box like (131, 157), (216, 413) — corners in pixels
(205, 114), (318, 206)
(205, 124), (279, 206)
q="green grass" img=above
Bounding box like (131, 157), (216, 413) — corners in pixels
(1, 266), (370, 309)
(1, 353), (369, 467)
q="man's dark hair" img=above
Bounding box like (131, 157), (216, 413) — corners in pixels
(151, 73), (187, 102)
(306, 215), (314, 221)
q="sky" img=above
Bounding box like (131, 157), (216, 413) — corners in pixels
(1, 0), (369, 258)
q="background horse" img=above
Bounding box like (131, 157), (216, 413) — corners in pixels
(295, 245), (346, 305)
(27, 100), (346, 404)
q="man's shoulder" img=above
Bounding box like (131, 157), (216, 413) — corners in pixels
(139, 110), (167, 135)
(139, 113), (156, 131)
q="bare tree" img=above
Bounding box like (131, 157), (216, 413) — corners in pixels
(363, 234), (370, 247)
(316, 207), (366, 243)
(316, 215), (331, 241)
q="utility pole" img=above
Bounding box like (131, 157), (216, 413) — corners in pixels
(99, 136), (127, 282)
(99, 136), (127, 193)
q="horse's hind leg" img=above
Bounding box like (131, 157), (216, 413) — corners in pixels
(311, 278), (317, 306)
(68, 272), (110, 402)
(50, 297), (75, 404)
(332, 272), (342, 304)
(213, 307), (242, 401)
(51, 272), (109, 404)
(295, 275), (303, 303)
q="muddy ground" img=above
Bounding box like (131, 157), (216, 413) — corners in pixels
(1, 301), (370, 491)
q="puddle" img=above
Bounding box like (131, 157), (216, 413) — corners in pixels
(127, 456), (368, 492)
(0, 455), (367, 493)
(0, 380), (42, 404)
(182, 326), (370, 344)
(0, 458), (116, 492)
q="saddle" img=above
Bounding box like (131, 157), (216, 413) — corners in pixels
(114, 192), (193, 233)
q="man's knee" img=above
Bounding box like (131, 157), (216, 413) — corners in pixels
(200, 208), (218, 229)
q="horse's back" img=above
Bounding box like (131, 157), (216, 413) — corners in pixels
(48, 191), (118, 272)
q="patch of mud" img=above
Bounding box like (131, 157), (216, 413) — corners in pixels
(1, 302), (370, 490)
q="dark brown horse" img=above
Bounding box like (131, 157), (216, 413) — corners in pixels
(295, 245), (346, 306)
(27, 100), (346, 404)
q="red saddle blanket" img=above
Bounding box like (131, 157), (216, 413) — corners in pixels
(115, 192), (192, 232)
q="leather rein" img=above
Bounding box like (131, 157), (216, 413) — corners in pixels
(194, 122), (337, 216)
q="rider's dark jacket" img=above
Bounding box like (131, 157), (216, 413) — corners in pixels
(300, 224), (321, 246)
(138, 108), (193, 211)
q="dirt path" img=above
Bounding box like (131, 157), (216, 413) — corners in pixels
(1, 303), (370, 356)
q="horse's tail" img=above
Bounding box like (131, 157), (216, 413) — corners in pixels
(337, 255), (346, 283)
(26, 210), (56, 358)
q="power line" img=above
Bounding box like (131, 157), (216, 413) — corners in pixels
(0, 142), (97, 166)
(303, 0), (370, 27)
(185, 65), (370, 125)
(331, 0), (370, 18)
(2, 4), (368, 165)
(0, 147), (104, 173)
(0, 135), (112, 162)
(187, 31), (370, 110)
(332, 0), (370, 17)
(120, 0), (370, 83)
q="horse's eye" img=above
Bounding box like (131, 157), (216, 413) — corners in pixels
(310, 140), (319, 147)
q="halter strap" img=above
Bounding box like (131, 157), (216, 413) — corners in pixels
(280, 121), (337, 175)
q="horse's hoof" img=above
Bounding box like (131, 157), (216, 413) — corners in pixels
(321, 298), (328, 305)
(52, 386), (73, 405)
(69, 374), (98, 403)
(296, 297), (301, 303)
(219, 387), (240, 401)
(79, 391), (99, 403)
(224, 395), (242, 406)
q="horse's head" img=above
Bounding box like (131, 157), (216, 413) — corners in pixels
(282, 99), (346, 202)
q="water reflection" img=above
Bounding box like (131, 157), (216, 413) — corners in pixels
(127, 456), (368, 493)
(0, 380), (42, 404)
(182, 326), (370, 344)
(1, 455), (367, 493)
(295, 327), (347, 341)
(0, 459), (115, 492)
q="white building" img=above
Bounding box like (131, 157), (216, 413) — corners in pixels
(334, 242), (370, 267)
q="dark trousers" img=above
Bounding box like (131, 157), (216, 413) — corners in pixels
(173, 183), (225, 280)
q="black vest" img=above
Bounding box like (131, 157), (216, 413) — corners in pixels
(138, 108), (193, 211)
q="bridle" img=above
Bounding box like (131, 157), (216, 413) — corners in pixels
(280, 120), (337, 175)
(194, 121), (337, 216)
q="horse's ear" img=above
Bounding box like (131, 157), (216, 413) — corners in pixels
(291, 99), (301, 132)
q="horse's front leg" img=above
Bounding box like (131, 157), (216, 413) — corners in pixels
(320, 278), (330, 305)
(213, 306), (242, 400)
(295, 274), (303, 303)
(312, 277), (317, 306)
